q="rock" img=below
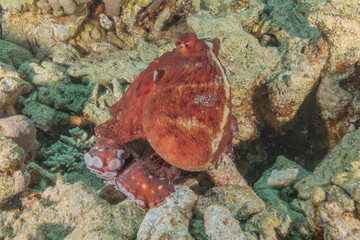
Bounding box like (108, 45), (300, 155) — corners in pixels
(59, 0), (77, 14)
(77, 20), (106, 44)
(0, 179), (143, 239)
(255, 1), (320, 45)
(18, 61), (71, 86)
(13, 164), (31, 196)
(1, 12), (86, 54)
(201, 0), (235, 16)
(198, 185), (265, 218)
(315, 186), (355, 229)
(254, 156), (310, 201)
(294, 128), (360, 237)
(311, 187), (326, 207)
(65, 200), (144, 239)
(295, 128), (360, 199)
(44, 42), (82, 64)
(0, 62), (31, 117)
(244, 211), (279, 240)
(207, 153), (248, 187)
(204, 205), (246, 240)
(236, 1), (329, 131)
(0, 0), (36, 13)
(0, 164), (30, 205)
(0, 115), (38, 161)
(81, 79), (124, 126)
(103, 0), (122, 17)
(309, 0), (360, 146)
(0, 137), (29, 204)
(260, 37), (329, 131)
(324, 213), (360, 240)
(22, 101), (69, 132)
(0, 40), (33, 68)
(48, 0), (61, 11)
(137, 185), (198, 240)
(0, 137), (25, 172)
(67, 51), (150, 84)
(254, 156), (311, 239)
(267, 168), (299, 189)
(99, 13), (114, 31)
(82, 102), (113, 126)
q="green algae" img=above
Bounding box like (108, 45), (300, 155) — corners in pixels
(189, 210), (207, 240)
(40, 127), (94, 172)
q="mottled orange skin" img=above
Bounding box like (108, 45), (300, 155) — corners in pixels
(85, 33), (237, 208)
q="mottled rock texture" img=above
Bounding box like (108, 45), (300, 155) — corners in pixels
(204, 205), (246, 240)
(0, 115), (38, 161)
(294, 128), (360, 237)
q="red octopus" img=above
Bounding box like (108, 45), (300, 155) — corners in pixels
(84, 33), (238, 208)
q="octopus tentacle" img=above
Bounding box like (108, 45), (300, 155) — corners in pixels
(84, 137), (128, 182)
(114, 161), (175, 209)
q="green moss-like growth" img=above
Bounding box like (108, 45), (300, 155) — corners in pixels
(189, 210), (207, 240)
(40, 127), (94, 172)
(36, 83), (91, 112)
(41, 223), (73, 240)
(22, 101), (69, 132)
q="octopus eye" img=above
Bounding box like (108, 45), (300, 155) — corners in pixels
(108, 158), (123, 171)
(153, 70), (165, 85)
(92, 156), (103, 168)
(84, 153), (93, 166)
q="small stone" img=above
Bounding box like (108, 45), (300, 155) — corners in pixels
(207, 153), (248, 187)
(311, 187), (326, 207)
(0, 137), (25, 171)
(103, 0), (122, 17)
(59, 0), (77, 14)
(48, 0), (61, 11)
(99, 14), (114, 31)
(204, 205), (246, 240)
(90, 27), (103, 40)
(267, 168), (299, 189)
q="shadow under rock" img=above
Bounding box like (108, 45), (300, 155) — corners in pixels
(237, 82), (330, 185)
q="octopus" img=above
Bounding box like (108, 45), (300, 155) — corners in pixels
(84, 33), (239, 208)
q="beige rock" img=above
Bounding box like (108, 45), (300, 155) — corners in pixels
(267, 168), (299, 189)
(204, 205), (246, 240)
